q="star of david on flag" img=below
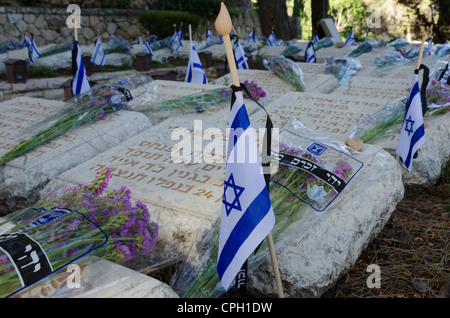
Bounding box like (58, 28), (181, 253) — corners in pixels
(28, 36), (41, 64)
(171, 30), (181, 52)
(217, 90), (275, 291)
(235, 40), (248, 69)
(395, 72), (426, 172)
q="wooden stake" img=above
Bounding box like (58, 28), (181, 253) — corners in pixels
(189, 24), (192, 44)
(215, 2), (284, 298)
(73, 18), (78, 42)
(416, 35), (426, 71)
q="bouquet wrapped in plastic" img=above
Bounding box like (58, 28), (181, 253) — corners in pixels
(433, 43), (450, 58)
(372, 49), (410, 69)
(170, 119), (364, 298)
(0, 75), (156, 166)
(347, 41), (373, 57)
(325, 57), (361, 84)
(0, 167), (173, 298)
(387, 38), (410, 49)
(350, 79), (450, 143)
(314, 37), (334, 51)
(263, 56), (305, 92)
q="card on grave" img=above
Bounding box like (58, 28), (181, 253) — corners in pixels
(0, 97), (152, 215)
(40, 117), (238, 253)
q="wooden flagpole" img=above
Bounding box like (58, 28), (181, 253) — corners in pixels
(416, 35), (426, 71)
(73, 18), (78, 42)
(189, 24), (192, 45)
(215, 2), (284, 298)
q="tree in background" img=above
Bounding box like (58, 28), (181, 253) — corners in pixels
(257, 0), (299, 40)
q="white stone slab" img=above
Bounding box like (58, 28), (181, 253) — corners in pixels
(13, 258), (179, 298)
(319, 18), (345, 47)
(40, 118), (233, 253)
(248, 120), (404, 297)
(213, 69), (340, 99)
(0, 97), (152, 214)
(332, 76), (411, 103)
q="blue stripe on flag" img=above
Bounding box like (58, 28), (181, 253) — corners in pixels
(231, 105), (250, 131)
(217, 187), (272, 280)
(403, 123), (425, 169)
(404, 81), (420, 115)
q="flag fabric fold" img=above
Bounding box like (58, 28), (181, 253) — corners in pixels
(91, 36), (106, 66)
(424, 37), (432, 55)
(345, 28), (355, 46)
(267, 31), (277, 47)
(217, 90), (275, 291)
(139, 36), (143, 45)
(306, 40), (316, 63)
(143, 41), (153, 55)
(178, 27), (184, 41)
(235, 40), (248, 70)
(207, 27), (213, 40)
(185, 43), (207, 84)
(364, 28), (369, 42)
(71, 41), (90, 96)
(395, 72), (426, 172)
(28, 36), (41, 64)
(313, 34), (319, 45)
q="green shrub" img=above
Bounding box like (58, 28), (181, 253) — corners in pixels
(138, 11), (202, 38)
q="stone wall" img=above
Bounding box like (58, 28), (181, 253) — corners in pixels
(0, 6), (147, 46)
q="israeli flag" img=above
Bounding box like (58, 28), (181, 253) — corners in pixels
(143, 41), (153, 55)
(22, 35), (30, 47)
(171, 30), (181, 52)
(28, 36), (41, 64)
(235, 40), (248, 69)
(306, 40), (316, 63)
(207, 27), (213, 40)
(247, 28), (256, 44)
(345, 28), (355, 46)
(267, 31), (277, 47)
(424, 37), (432, 55)
(395, 73), (426, 172)
(313, 34), (319, 45)
(178, 27), (184, 41)
(139, 36), (143, 45)
(185, 43), (207, 84)
(364, 28), (369, 42)
(72, 41), (90, 96)
(217, 90), (275, 291)
(91, 36), (106, 66)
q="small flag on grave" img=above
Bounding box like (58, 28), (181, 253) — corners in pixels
(139, 36), (143, 45)
(313, 33), (319, 45)
(364, 28), (369, 42)
(22, 34), (30, 47)
(396, 39), (427, 172)
(215, 2), (282, 297)
(185, 42), (207, 84)
(143, 41), (153, 55)
(424, 36), (432, 55)
(267, 30), (277, 47)
(91, 36), (106, 66)
(235, 39), (248, 69)
(171, 26), (182, 52)
(247, 28), (256, 44)
(345, 27), (355, 46)
(28, 36), (41, 64)
(207, 27), (213, 40)
(72, 40), (90, 96)
(306, 39), (316, 63)
(178, 24), (184, 41)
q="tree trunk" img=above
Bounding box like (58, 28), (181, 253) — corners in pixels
(257, 0), (296, 40)
(311, 0), (330, 38)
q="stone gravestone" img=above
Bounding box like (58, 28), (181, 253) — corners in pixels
(0, 97), (152, 214)
(213, 69), (340, 99)
(332, 76), (411, 103)
(40, 117), (231, 253)
(319, 18), (345, 48)
(247, 119), (404, 297)
(12, 257), (178, 298)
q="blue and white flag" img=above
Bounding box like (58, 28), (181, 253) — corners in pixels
(217, 90), (275, 291)
(364, 28), (369, 42)
(72, 41), (90, 96)
(22, 35), (30, 47)
(313, 33), (319, 45)
(143, 41), (153, 55)
(185, 43), (207, 84)
(139, 36), (143, 45)
(91, 36), (106, 66)
(267, 31), (277, 47)
(424, 37), (432, 55)
(306, 39), (316, 63)
(171, 30), (182, 52)
(178, 26), (184, 41)
(247, 28), (256, 44)
(345, 28), (355, 46)
(235, 40), (248, 69)
(395, 73), (426, 172)
(28, 36), (41, 64)
(207, 27), (213, 40)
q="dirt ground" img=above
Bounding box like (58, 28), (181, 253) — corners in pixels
(322, 162), (450, 298)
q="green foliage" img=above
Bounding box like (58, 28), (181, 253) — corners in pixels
(27, 65), (59, 78)
(138, 11), (201, 38)
(147, 0), (221, 20)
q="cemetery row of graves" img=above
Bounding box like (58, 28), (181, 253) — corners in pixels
(0, 16), (449, 298)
